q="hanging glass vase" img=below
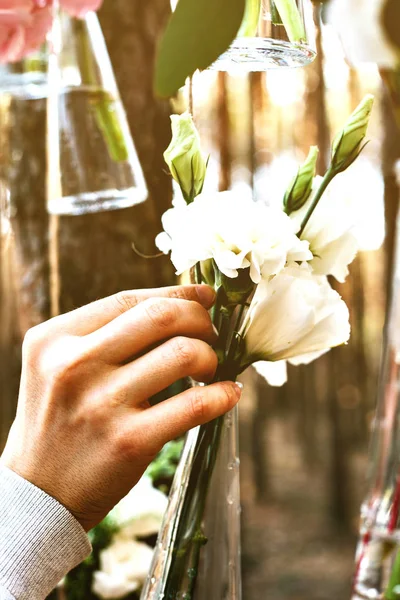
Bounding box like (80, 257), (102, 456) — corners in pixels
(351, 205), (400, 600)
(141, 404), (242, 600)
(212, 0), (316, 71)
(46, 10), (148, 216)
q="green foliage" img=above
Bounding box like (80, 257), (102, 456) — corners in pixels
(154, 0), (246, 97)
(146, 439), (185, 485)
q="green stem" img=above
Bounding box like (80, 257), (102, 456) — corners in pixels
(298, 168), (335, 237)
(74, 19), (128, 162)
(238, 0), (262, 37)
(272, 0), (306, 43)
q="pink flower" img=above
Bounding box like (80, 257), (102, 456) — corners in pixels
(0, 0), (103, 63)
(0, 1), (52, 63)
(60, 0), (103, 18)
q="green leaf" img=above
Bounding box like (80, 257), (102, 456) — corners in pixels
(155, 0), (246, 98)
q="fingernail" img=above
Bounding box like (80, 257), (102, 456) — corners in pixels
(196, 285), (216, 307)
(233, 382), (243, 399)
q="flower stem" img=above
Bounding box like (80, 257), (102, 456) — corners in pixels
(298, 168), (334, 237)
(238, 0), (262, 37)
(74, 18), (128, 163)
(160, 294), (242, 598)
(272, 0), (306, 43)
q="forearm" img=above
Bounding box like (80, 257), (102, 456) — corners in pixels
(0, 466), (91, 600)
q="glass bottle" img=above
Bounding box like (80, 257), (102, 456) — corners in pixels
(352, 205), (400, 600)
(141, 405), (242, 600)
(212, 0), (316, 71)
(46, 10), (148, 215)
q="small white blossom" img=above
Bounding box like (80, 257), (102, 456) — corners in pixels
(242, 263), (350, 373)
(110, 476), (168, 539)
(329, 0), (399, 67)
(92, 537), (154, 599)
(291, 175), (362, 283)
(156, 191), (312, 283)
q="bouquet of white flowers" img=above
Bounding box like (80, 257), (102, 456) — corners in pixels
(142, 94), (374, 600)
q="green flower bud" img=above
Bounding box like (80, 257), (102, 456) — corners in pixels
(219, 270), (256, 308)
(331, 94), (374, 173)
(164, 112), (208, 204)
(284, 146), (319, 215)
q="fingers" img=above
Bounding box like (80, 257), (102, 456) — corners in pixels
(45, 285), (216, 336)
(85, 297), (217, 364)
(108, 337), (218, 406)
(121, 382), (242, 455)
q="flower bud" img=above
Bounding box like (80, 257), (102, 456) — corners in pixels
(284, 146), (319, 214)
(164, 113), (208, 204)
(331, 94), (374, 173)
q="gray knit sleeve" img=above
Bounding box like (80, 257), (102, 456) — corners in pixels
(0, 466), (92, 600)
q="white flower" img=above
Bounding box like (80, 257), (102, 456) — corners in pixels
(156, 191), (312, 284)
(291, 175), (362, 283)
(242, 263), (350, 377)
(253, 350), (328, 387)
(92, 537), (154, 599)
(329, 0), (399, 67)
(110, 476), (168, 539)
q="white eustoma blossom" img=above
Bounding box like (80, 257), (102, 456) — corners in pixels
(92, 537), (154, 599)
(242, 263), (350, 385)
(253, 351), (328, 387)
(291, 175), (361, 283)
(156, 191), (312, 284)
(110, 475), (168, 539)
(329, 0), (399, 67)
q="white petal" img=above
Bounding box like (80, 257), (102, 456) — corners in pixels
(253, 361), (288, 387)
(155, 232), (172, 254)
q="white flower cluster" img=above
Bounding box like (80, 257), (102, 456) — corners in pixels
(92, 477), (167, 599)
(156, 103), (376, 386)
(156, 191), (312, 283)
(156, 183), (357, 386)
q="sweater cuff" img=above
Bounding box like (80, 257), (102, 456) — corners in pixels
(0, 466), (92, 600)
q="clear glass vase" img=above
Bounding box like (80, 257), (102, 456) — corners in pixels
(351, 210), (400, 600)
(212, 0), (316, 71)
(141, 405), (242, 600)
(46, 10), (148, 215)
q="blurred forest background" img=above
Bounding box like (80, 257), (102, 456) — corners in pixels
(0, 1), (398, 599)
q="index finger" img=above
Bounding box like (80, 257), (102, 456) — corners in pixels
(47, 285), (216, 336)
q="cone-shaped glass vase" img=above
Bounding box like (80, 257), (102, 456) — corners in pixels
(351, 208), (400, 600)
(141, 406), (242, 600)
(46, 11), (148, 215)
(212, 0), (316, 71)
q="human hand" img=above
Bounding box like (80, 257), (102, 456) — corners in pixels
(1, 285), (241, 531)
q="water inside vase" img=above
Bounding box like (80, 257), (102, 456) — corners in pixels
(47, 85), (147, 216)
